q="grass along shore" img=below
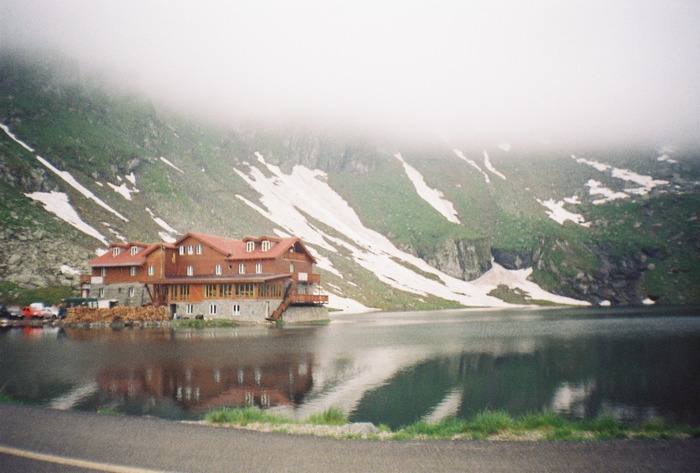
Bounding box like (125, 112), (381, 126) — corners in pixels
(203, 406), (700, 441)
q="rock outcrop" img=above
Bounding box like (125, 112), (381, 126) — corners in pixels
(0, 227), (91, 289)
(424, 238), (492, 281)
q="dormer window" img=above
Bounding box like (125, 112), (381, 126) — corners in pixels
(112, 247), (121, 257)
(262, 240), (271, 252)
(246, 241), (255, 252)
(130, 246), (139, 256)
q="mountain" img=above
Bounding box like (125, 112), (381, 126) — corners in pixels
(1, 51), (699, 310)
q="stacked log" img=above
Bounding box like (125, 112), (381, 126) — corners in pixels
(66, 306), (170, 324)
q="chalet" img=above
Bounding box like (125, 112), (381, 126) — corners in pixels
(83, 233), (328, 323)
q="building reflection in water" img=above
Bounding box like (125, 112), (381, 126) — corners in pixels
(96, 356), (314, 414)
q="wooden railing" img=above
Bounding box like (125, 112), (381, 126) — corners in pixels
(290, 293), (328, 304)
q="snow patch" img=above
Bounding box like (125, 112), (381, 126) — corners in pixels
(393, 152), (460, 224)
(159, 232), (177, 243)
(145, 208), (178, 242)
(572, 155), (610, 172)
(108, 180), (140, 201)
(25, 191), (108, 245)
(0, 123), (35, 152)
(657, 154), (678, 164)
(573, 154), (668, 197)
(474, 262), (588, 305)
(483, 150), (506, 180)
(537, 198), (590, 227)
(611, 168), (668, 195)
(453, 148), (490, 183)
(327, 293), (376, 314)
(60, 264), (81, 275)
(235, 153), (588, 308)
(33, 153), (128, 222)
(1, 124), (129, 223)
(160, 156), (185, 173)
(103, 222), (127, 243)
(586, 180), (629, 205)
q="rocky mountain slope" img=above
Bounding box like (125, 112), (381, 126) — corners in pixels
(1, 51), (699, 310)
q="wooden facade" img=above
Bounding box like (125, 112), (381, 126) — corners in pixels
(85, 233), (328, 322)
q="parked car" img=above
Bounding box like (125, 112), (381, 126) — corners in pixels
(22, 302), (45, 318)
(6, 306), (22, 318)
(0, 305), (10, 318)
(41, 305), (66, 319)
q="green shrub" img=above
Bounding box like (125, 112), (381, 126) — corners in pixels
(307, 406), (347, 426)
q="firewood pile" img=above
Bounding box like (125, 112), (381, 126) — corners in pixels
(66, 306), (170, 323)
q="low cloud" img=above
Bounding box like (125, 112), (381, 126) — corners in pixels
(2, 0), (699, 147)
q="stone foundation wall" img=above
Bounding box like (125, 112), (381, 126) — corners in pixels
(171, 299), (280, 323)
(281, 305), (329, 323)
(90, 283), (151, 307)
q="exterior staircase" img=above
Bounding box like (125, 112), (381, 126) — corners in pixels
(266, 280), (296, 321)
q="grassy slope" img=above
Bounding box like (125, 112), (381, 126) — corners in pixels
(1, 51), (699, 307)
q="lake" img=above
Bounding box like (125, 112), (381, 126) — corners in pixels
(1, 306), (699, 429)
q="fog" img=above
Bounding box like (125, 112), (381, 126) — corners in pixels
(2, 0), (699, 147)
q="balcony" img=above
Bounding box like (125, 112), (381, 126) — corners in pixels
(293, 273), (321, 284)
(289, 293), (328, 305)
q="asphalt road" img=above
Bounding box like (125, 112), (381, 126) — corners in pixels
(1, 404), (699, 472)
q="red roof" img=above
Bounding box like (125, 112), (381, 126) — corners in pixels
(176, 232), (316, 263)
(90, 243), (172, 268)
(90, 233), (316, 268)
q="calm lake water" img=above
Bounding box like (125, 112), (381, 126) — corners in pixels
(1, 306), (699, 429)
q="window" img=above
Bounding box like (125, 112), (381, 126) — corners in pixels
(173, 284), (190, 301)
(290, 263), (295, 273)
(238, 263), (245, 274)
(130, 246), (139, 256)
(262, 240), (271, 252)
(205, 284), (217, 298)
(235, 283), (254, 298)
(130, 266), (137, 277)
(147, 265), (154, 276)
(196, 244), (203, 255)
(219, 284), (232, 298)
(112, 247), (121, 257)
(246, 241), (255, 252)
(98, 288), (105, 298)
(179, 246), (185, 255)
(209, 304), (218, 316)
(187, 245), (194, 255)
(255, 263), (262, 274)
(100, 268), (106, 277)
(186, 304), (194, 315)
(215, 264), (222, 275)
(186, 265), (193, 276)
(232, 304), (240, 315)
(128, 287), (134, 297)
(259, 283), (282, 298)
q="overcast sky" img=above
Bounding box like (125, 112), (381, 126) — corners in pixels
(2, 0), (699, 147)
